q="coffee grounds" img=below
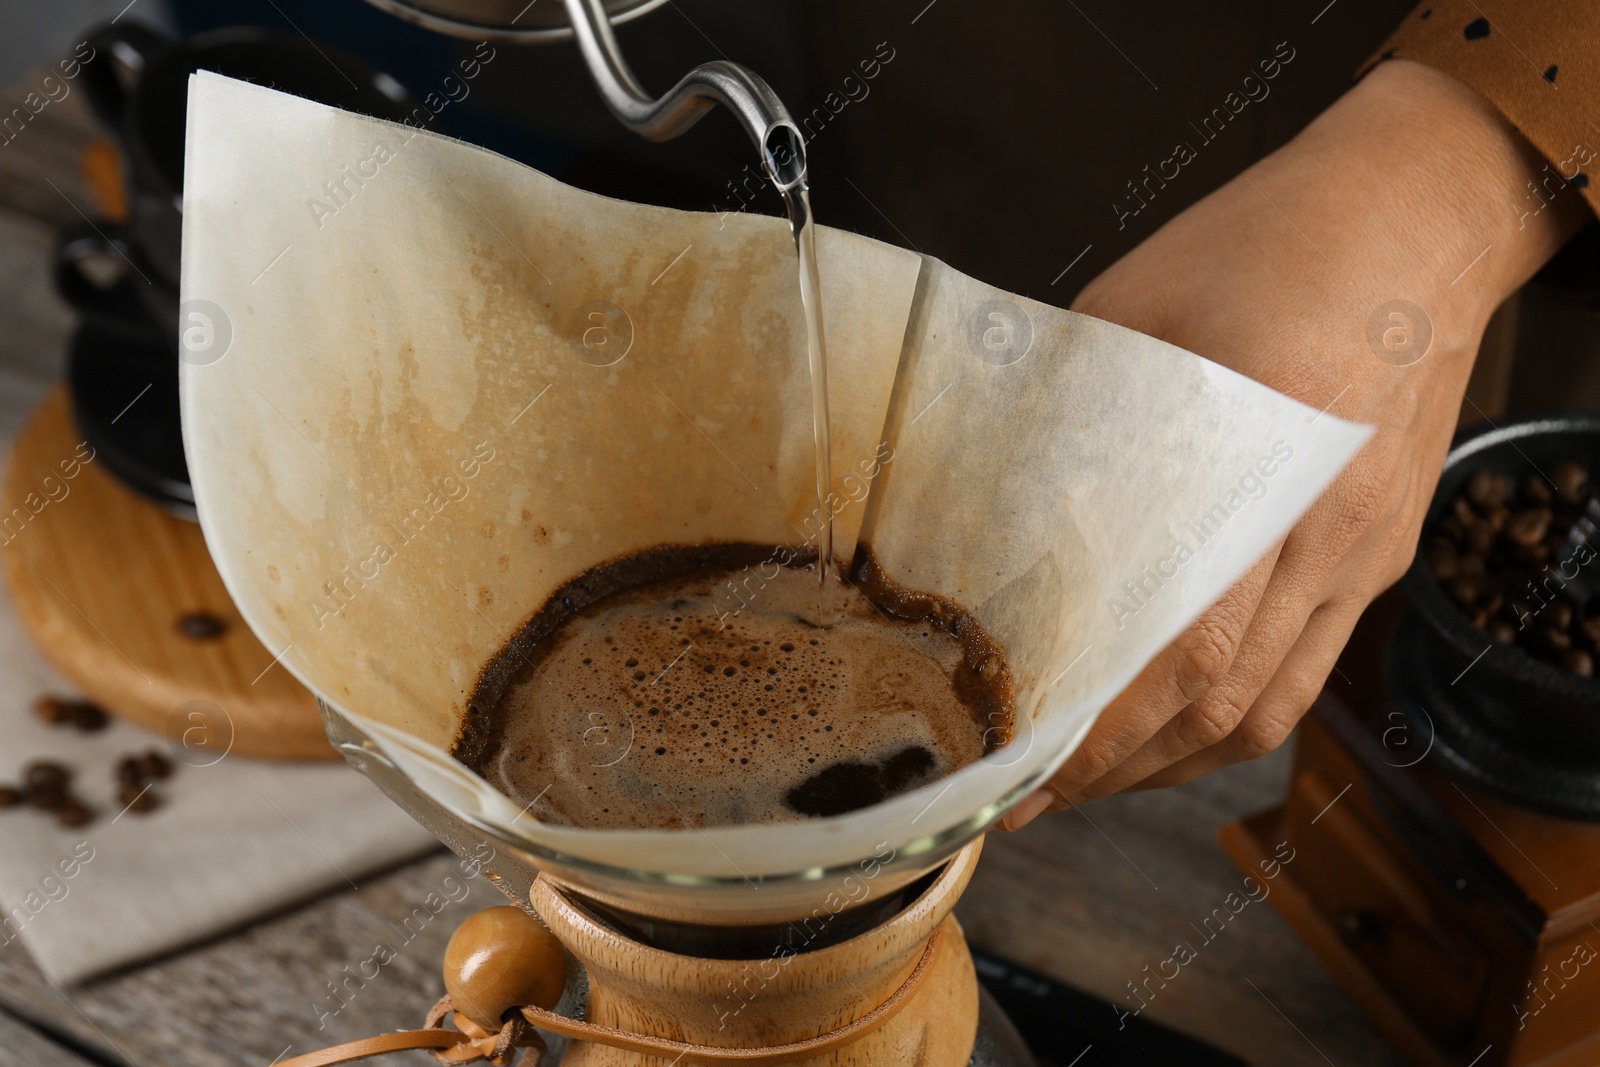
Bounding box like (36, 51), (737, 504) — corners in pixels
(784, 744), (936, 818)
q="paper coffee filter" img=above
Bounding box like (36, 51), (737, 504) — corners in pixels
(181, 73), (1371, 889)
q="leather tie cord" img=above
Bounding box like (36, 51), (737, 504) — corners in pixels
(274, 923), (944, 1067)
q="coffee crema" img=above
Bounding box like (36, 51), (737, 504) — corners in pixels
(453, 544), (1014, 829)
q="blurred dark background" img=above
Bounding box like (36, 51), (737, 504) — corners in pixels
(126, 0), (1416, 304)
(26, 0), (1600, 415)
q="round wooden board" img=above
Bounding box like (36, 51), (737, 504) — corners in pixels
(1, 386), (332, 759)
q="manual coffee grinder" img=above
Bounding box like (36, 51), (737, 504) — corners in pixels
(1222, 415), (1600, 1067)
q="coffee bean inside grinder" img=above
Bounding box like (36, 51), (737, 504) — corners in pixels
(1425, 460), (1600, 677)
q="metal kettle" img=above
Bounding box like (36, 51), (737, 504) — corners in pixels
(362, 0), (807, 193)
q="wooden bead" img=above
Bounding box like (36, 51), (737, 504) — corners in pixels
(443, 906), (566, 1029)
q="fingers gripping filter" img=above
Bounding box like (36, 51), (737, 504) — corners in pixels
(180, 73), (1371, 922)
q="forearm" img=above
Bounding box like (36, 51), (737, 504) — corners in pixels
(1246, 59), (1585, 353)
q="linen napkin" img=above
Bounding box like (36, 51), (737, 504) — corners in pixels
(0, 530), (438, 985)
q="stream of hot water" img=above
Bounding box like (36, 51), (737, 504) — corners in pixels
(781, 183), (836, 625)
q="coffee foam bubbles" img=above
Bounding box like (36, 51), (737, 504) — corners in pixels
(484, 564), (992, 829)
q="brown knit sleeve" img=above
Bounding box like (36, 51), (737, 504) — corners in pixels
(1361, 2), (1600, 218)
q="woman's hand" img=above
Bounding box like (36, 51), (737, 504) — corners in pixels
(1005, 60), (1587, 828)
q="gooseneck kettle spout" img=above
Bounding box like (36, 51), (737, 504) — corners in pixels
(560, 0), (808, 193)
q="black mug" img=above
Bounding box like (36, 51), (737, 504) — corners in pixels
(54, 221), (175, 336)
(56, 24), (417, 515)
(71, 21), (418, 296)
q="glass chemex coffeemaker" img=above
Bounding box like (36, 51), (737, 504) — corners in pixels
(178, 5), (1369, 1061)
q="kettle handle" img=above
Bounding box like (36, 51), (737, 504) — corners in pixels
(53, 224), (156, 332)
(78, 21), (172, 134)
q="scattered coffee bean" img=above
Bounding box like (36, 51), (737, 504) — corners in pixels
(115, 756), (143, 786)
(176, 611), (227, 640)
(116, 783), (160, 814)
(55, 800), (93, 828)
(3, 764), (103, 826)
(4, 744), (180, 829)
(26, 787), (65, 811)
(1487, 619), (1518, 645)
(1524, 474), (1554, 506)
(23, 761), (70, 794)
(31, 696), (109, 732)
(1566, 650), (1595, 678)
(31, 696), (71, 726)
(107, 752), (178, 816)
(67, 703), (108, 732)
(135, 750), (173, 781)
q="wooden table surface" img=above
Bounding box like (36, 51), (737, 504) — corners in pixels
(0, 60), (1404, 1067)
